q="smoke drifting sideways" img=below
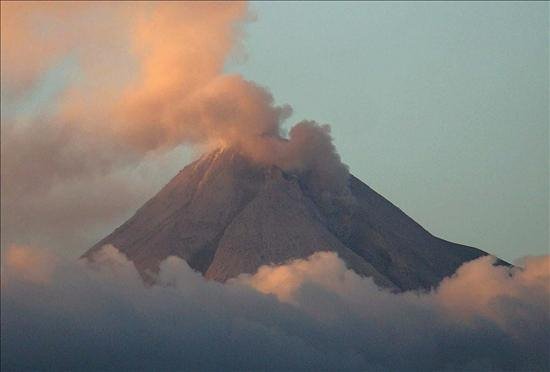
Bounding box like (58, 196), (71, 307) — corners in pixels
(1, 2), (349, 251)
(1, 244), (549, 371)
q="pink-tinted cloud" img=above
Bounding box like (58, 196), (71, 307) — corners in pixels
(2, 244), (57, 285)
(1, 2), (351, 253)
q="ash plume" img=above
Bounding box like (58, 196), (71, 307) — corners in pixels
(1, 2), (346, 182)
(1, 2), (349, 250)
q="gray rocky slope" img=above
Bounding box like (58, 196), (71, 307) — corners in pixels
(84, 148), (500, 291)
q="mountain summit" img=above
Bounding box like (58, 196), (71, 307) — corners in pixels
(84, 148), (495, 291)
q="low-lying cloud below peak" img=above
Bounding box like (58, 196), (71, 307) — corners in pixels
(2, 244), (548, 371)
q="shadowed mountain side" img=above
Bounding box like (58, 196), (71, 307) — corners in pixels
(204, 168), (393, 287)
(84, 148), (501, 291)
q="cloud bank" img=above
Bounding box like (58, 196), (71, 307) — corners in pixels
(2, 245), (548, 371)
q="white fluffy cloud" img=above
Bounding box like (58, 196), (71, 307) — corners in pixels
(2, 245), (548, 371)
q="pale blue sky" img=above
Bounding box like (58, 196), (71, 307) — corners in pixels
(228, 1), (549, 261)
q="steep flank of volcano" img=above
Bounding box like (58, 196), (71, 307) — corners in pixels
(84, 148), (497, 291)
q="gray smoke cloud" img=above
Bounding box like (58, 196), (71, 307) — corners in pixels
(1, 2), (349, 253)
(2, 245), (548, 371)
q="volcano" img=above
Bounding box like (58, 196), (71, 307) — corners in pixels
(84, 148), (498, 291)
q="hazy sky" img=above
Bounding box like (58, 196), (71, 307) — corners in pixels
(229, 1), (549, 261)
